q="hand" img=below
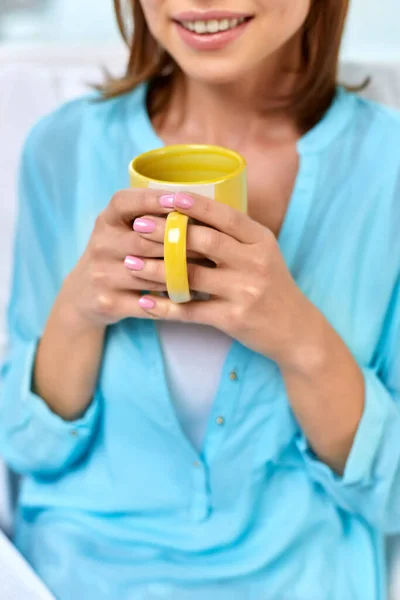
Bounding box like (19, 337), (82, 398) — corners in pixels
(59, 189), (179, 329)
(131, 192), (318, 368)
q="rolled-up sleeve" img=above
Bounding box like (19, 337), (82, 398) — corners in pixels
(0, 122), (100, 476)
(297, 278), (400, 533)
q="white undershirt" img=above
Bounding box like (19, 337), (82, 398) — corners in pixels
(157, 322), (232, 451)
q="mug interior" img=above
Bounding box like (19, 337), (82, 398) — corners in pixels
(132, 145), (244, 184)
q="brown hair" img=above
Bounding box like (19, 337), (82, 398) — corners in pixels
(102, 0), (350, 131)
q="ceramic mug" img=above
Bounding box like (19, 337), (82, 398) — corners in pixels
(129, 145), (247, 303)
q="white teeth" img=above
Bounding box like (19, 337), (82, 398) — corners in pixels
(194, 20), (206, 34)
(180, 17), (248, 35)
(206, 20), (219, 33)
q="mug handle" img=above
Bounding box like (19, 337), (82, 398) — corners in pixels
(164, 212), (191, 304)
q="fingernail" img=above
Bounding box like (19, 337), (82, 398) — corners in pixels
(124, 255), (145, 271)
(139, 296), (156, 310)
(159, 194), (175, 208)
(133, 218), (156, 233)
(174, 193), (194, 209)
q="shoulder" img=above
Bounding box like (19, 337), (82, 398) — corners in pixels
(348, 95), (400, 205)
(317, 89), (400, 184)
(349, 93), (400, 154)
(340, 94), (400, 266)
(22, 86), (145, 171)
(22, 95), (91, 167)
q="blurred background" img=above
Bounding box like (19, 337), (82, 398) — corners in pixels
(0, 0), (124, 65)
(0, 0), (399, 64)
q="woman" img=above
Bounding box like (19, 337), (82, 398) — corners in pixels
(0, 1), (399, 598)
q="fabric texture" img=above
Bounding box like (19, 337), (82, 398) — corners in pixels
(0, 80), (400, 599)
(157, 322), (232, 451)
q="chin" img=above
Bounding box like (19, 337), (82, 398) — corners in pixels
(176, 58), (252, 86)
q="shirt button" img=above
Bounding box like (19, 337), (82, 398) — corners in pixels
(216, 416), (225, 426)
(229, 371), (238, 381)
(193, 460), (201, 468)
(70, 430), (78, 438)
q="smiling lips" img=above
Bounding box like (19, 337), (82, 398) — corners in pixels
(173, 11), (253, 51)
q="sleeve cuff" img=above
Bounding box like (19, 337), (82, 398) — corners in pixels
(0, 339), (100, 475)
(23, 340), (99, 436)
(297, 367), (391, 488)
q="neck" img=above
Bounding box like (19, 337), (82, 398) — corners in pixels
(153, 36), (303, 149)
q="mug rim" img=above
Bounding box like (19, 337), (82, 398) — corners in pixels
(129, 144), (246, 186)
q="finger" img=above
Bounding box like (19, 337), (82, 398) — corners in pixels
(133, 216), (207, 261)
(158, 191), (264, 244)
(91, 229), (164, 261)
(104, 189), (175, 226)
(127, 257), (231, 297)
(132, 215), (166, 240)
(92, 261), (167, 294)
(187, 263), (230, 296)
(187, 224), (243, 266)
(135, 293), (227, 327)
(101, 291), (158, 321)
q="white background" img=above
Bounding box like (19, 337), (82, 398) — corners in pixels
(343, 0), (400, 60)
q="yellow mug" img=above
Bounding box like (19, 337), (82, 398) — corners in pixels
(129, 145), (247, 303)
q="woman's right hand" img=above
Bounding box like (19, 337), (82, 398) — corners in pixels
(59, 189), (175, 329)
(34, 189), (178, 421)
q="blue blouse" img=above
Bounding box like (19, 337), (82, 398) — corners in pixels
(0, 85), (400, 600)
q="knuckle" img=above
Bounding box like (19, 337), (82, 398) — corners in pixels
(229, 304), (247, 329)
(242, 283), (264, 305)
(218, 306), (240, 331)
(143, 188), (157, 204)
(110, 190), (127, 214)
(133, 189), (154, 213)
(93, 293), (116, 317)
(198, 199), (213, 223)
(143, 281), (165, 292)
(200, 227), (221, 254)
(252, 252), (269, 275)
(250, 232), (276, 275)
(188, 265), (202, 290)
(226, 210), (242, 233)
(90, 216), (112, 258)
(90, 235), (107, 259)
(90, 268), (107, 286)
(94, 212), (106, 231)
(264, 228), (277, 249)
(132, 234), (151, 255)
(156, 298), (175, 321)
(195, 197), (213, 225)
(146, 259), (164, 281)
(181, 301), (197, 322)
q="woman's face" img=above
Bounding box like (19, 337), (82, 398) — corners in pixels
(139, 0), (311, 84)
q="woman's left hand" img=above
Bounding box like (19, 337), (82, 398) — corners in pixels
(130, 191), (365, 473)
(130, 191), (319, 368)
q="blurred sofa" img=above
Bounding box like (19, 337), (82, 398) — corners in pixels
(0, 63), (102, 538)
(0, 59), (400, 597)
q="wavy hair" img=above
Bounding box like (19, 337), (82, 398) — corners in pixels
(101, 0), (350, 130)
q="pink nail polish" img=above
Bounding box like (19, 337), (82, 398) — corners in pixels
(124, 255), (145, 271)
(159, 194), (175, 208)
(174, 193), (194, 209)
(139, 296), (156, 310)
(133, 218), (156, 233)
